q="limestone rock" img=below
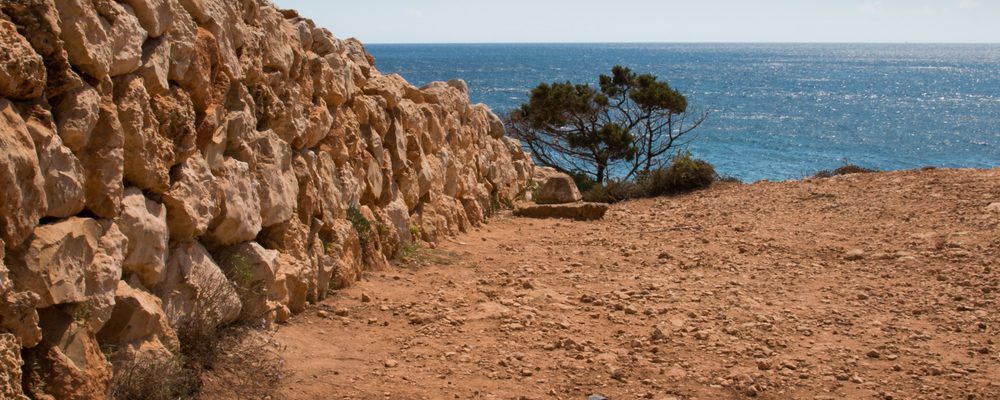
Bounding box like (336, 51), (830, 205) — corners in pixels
(120, 0), (174, 37)
(204, 158), (262, 247)
(22, 107), (86, 218)
(22, 307), (112, 400)
(84, 220), (127, 332)
(536, 173), (582, 205)
(115, 74), (173, 193)
(80, 100), (125, 218)
(50, 82), (101, 153)
(162, 153), (220, 241)
(159, 241), (241, 328)
(96, 279), (176, 348)
(7, 218), (97, 307)
(215, 242), (279, 321)
(117, 188), (169, 288)
(249, 131), (298, 227)
(0, 333), (28, 400)
(1, 241), (42, 347)
(54, 0), (147, 79)
(514, 203), (609, 221)
(0, 100), (47, 249)
(0, 19), (47, 99)
(363, 74), (409, 109)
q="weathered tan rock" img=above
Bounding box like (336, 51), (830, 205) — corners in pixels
(162, 153), (219, 241)
(7, 218), (99, 307)
(117, 188), (169, 288)
(23, 307), (112, 400)
(535, 172), (582, 205)
(0, 18), (47, 100)
(514, 202), (609, 221)
(54, 0), (147, 79)
(0, 333), (28, 400)
(159, 241), (241, 328)
(249, 131), (298, 227)
(21, 106), (87, 218)
(80, 100), (124, 218)
(115, 75), (174, 193)
(120, 0), (174, 37)
(84, 220), (127, 332)
(0, 100), (47, 249)
(96, 279), (176, 348)
(1, 240), (42, 348)
(50, 82), (101, 153)
(204, 158), (261, 247)
(215, 242), (279, 321)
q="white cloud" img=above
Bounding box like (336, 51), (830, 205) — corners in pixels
(956, 0), (981, 9)
(405, 8), (424, 18)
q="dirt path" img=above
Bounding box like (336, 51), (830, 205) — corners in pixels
(275, 168), (1000, 400)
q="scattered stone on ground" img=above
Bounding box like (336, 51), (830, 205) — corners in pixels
(276, 168), (1000, 399)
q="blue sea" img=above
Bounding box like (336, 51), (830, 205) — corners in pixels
(366, 43), (1000, 182)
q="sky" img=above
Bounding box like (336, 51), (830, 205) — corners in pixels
(273, 0), (1000, 44)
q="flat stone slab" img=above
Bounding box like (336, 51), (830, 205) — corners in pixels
(513, 202), (609, 221)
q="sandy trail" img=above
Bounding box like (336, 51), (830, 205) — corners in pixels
(275, 168), (999, 400)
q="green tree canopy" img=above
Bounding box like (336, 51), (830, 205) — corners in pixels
(507, 65), (707, 184)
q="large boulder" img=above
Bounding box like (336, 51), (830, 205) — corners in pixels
(158, 241), (241, 328)
(5, 218), (102, 308)
(203, 158), (262, 248)
(0, 18), (46, 100)
(0, 99), (47, 249)
(22, 307), (112, 400)
(54, 0), (147, 79)
(21, 106), (87, 218)
(116, 187), (169, 288)
(162, 153), (220, 241)
(535, 172), (582, 205)
(96, 279), (177, 349)
(215, 242), (279, 322)
(119, 0), (173, 37)
(5, 218), (124, 333)
(50, 82), (101, 153)
(81, 100), (125, 218)
(115, 75), (174, 193)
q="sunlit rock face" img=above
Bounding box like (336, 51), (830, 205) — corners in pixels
(0, 0), (532, 397)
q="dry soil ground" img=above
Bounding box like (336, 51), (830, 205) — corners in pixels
(274, 168), (999, 400)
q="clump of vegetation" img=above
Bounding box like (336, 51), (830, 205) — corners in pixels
(814, 164), (877, 178)
(108, 350), (195, 400)
(347, 206), (373, 247)
(582, 152), (718, 203)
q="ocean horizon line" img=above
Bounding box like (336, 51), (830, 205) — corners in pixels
(365, 41), (1000, 46)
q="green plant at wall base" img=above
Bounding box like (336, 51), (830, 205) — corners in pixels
(376, 222), (390, 238)
(346, 206), (373, 247)
(71, 301), (93, 325)
(409, 225), (421, 241)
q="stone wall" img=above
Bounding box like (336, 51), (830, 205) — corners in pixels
(0, 0), (533, 398)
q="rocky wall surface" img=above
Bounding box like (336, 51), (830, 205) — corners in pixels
(0, 0), (533, 398)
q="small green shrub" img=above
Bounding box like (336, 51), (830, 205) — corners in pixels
(568, 170), (598, 193)
(346, 206), (373, 248)
(814, 164), (877, 178)
(643, 151), (716, 196)
(582, 152), (717, 203)
(409, 225), (421, 241)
